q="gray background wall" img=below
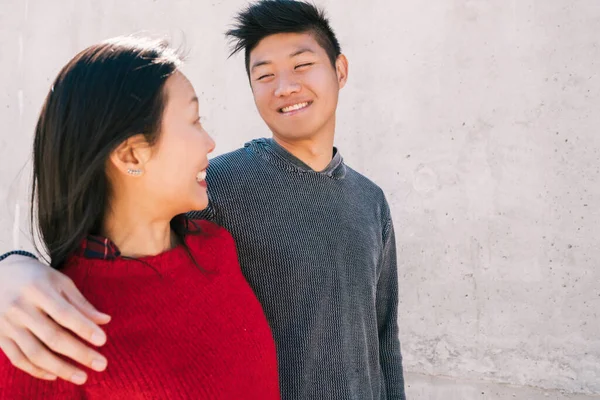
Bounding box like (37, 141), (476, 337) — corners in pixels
(0, 0), (598, 399)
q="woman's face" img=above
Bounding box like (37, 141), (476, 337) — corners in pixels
(140, 72), (215, 216)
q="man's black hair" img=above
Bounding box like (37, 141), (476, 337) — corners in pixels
(226, 0), (342, 76)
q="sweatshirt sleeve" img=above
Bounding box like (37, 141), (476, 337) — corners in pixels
(376, 209), (407, 399)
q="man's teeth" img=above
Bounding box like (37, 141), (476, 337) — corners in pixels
(281, 102), (309, 113)
(196, 170), (207, 182)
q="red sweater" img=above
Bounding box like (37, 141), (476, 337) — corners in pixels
(0, 221), (280, 399)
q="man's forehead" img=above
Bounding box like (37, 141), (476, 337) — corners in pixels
(250, 32), (320, 61)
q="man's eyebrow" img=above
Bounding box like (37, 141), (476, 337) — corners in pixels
(251, 60), (271, 72)
(250, 49), (316, 72)
(290, 48), (315, 58)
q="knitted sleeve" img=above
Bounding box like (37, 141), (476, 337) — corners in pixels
(375, 205), (407, 400)
(0, 250), (38, 263)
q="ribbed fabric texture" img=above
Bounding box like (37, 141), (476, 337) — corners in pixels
(0, 250), (37, 263)
(0, 221), (280, 400)
(189, 138), (406, 400)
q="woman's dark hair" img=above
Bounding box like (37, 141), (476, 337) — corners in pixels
(31, 36), (184, 269)
(225, 0), (342, 77)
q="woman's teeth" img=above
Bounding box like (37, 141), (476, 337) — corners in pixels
(196, 170), (207, 182)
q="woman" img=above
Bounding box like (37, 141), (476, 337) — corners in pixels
(0, 36), (280, 399)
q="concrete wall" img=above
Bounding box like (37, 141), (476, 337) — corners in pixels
(1, 0), (598, 398)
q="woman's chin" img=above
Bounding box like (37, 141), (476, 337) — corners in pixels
(189, 198), (210, 213)
(168, 193), (209, 216)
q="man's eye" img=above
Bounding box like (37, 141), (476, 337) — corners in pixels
(295, 63), (314, 69)
(257, 74), (273, 81)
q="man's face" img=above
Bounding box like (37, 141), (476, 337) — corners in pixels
(248, 32), (348, 142)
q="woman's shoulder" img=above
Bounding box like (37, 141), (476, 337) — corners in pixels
(184, 220), (240, 273)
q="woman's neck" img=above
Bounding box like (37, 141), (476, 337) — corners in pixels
(101, 199), (176, 258)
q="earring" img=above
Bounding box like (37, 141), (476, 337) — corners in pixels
(127, 168), (143, 176)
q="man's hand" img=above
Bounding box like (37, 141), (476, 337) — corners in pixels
(0, 255), (111, 385)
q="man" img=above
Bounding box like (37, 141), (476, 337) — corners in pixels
(0, 1), (406, 398)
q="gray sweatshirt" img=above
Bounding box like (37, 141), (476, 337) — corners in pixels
(189, 138), (406, 400)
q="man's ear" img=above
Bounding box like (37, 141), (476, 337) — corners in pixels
(335, 54), (349, 89)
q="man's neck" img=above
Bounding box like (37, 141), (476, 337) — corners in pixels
(272, 132), (335, 172)
(102, 195), (175, 258)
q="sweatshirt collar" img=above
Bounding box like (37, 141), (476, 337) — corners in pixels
(246, 137), (347, 179)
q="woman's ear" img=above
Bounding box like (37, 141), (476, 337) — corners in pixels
(108, 134), (152, 177)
